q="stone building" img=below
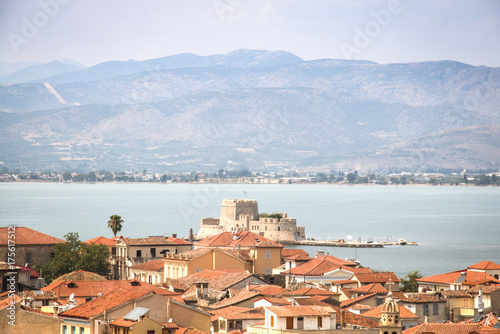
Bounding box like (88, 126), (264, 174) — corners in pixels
(197, 199), (306, 241)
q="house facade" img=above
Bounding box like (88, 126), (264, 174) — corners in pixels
(115, 235), (193, 280)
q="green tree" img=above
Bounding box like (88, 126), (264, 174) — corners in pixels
(107, 215), (124, 237)
(346, 173), (356, 183)
(400, 270), (423, 292)
(35, 232), (110, 284)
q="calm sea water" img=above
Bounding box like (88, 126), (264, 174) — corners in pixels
(1, 182), (499, 277)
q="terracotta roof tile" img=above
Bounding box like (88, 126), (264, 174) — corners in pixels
(21, 290), (58, 300)
(468, 261), (500, 270)
(340, 293), (377, 308)
(249, 285), (287, 296)
(402, 322), (482, 334)
(84, 236), (117, 246)
(166, 269), (256, 292)
(467, 286), (500, 294)
(266, 305), (335, 317)
(362, 303), (419, 320)
(0, 227), (65, 245)
(403, 293), (447, 303)
(209, 289), (260, 309)
(353, 272), (400, 284)
(255, 296), (291, 305)
(110, 317), (137, 327)
(176, 327), (209, 334)
(125, 236), (192, 246)
(283, 287), (339, 297)
(281, 255), (365, 276)
(212, 306), (265, 321)
(282, 248), (310, 261)
(195, 231), (282, 248)
(0, 295), (21, 309)
(417, 270), (500, 286)
(333, 305), (379, 328)
(59, 288), (151, 319)
(53, 270), (107, 282)
(43, 278), (177, 298)
(347, 283), (388, 295)
(130, 260), (164, 272)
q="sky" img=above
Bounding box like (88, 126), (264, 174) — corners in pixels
(0, 0), (500, 68)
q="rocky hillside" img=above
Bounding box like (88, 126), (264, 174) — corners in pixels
(0, 49), (498, 172)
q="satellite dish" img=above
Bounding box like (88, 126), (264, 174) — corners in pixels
(69, 293), (75, 302)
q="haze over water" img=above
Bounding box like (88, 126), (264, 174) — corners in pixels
(1, 182), (499, 277)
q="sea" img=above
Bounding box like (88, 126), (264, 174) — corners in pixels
(1, 182), (499, 278)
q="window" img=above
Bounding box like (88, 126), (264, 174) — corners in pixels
(266, 250), (271, 259)
(71, 326), (76, 334)
(136, 250), (142, 257)
(63, 325), (67, 334)
(147, 331), (155, 334)
(150, 248), (156, 257)
(51, 252), (55, 258)
(265, 268), (272, 275)
(433, 303), (439, 315)
(318, 316), (323, 328)
(26, 253), (32, 264)
(270, 315), (275, 327)
(423, 303), (429, 316)
(80, 328), (85, 334)
(495, 274), (499, 279)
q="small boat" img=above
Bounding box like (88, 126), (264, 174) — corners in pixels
(398, 238), (407, 245)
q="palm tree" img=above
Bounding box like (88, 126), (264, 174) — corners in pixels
(107, 215), (124, 237)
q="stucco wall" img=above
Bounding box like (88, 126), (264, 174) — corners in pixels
(0, 303), (62, 334)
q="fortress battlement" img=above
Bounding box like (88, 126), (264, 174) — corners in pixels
(197, 199), (306, 241)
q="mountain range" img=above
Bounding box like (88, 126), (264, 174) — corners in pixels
(0, 49), (499, 173)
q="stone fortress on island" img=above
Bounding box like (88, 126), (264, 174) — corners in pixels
(196, 199), (306, 242)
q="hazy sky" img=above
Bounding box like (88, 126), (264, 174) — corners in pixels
(1, 0), (499, 67)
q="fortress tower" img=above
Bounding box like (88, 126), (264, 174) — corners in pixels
(197, 199), (306, 242)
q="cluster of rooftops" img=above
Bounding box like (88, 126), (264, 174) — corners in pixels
(1, 227), (500, 334)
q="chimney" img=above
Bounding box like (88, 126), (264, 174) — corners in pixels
(316, 250), (325, 257)
(478, 288), (484, 312)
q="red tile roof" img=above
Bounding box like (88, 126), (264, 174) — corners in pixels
(209, 289), (260, 309)
(0, 227), (65, 245)
(283, 287), (339, 297)
(166, 269), (259, 292)
(125, 236), (192, 246)
(211, 306), (265, 321)
(282, 248), (311, 261)
(402, 322), (482, 334)
(130, 260), (164, 272)
(255, 296), (291, 306)
(340, 293), (377, 308)
(403, 293), (447, 303)
(347, 283), (388, 295)
(281, 255), (366, 276)
(468, 261), (500, 270)
(417, 270), (500, 286)
(110, 317), (137, 327)
(53, 270), (107, 282)
(84, 236), (116, 246)
(176, 327), (209, 334)
(0, 295), (21, 309)
(352, 272), (400, 284)
(59, 288), (151, 319)
(195, 231), (282, 248)
(43, 279), (177, 298)
(362, 303), (419, 320)
(266, 305), (335, 317)
(249, 285), (287, 296)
